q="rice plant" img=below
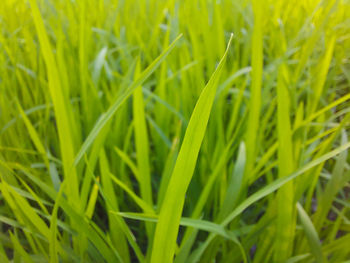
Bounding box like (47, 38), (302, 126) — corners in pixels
(1, 0), (350, 262)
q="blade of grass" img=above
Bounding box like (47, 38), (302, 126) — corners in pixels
(28, 0), (80, 205)
(85, 177), (100, 219)
(133, 58), (153, 212)
(99, 149), (131, 263)
(114, 146), (140, 181)
(49, 181), (66, 263)
(151, 33), (233, 263)
(296, 203), (325, 263)
(218, 141), (246, 220)
(16, 101), (49, 169)
(188, 141), (350, 262)
(108, 172), (154, 214)
(11, 166), (122, 263)
(74, 34), (182, 166)
(275, 45), (296, 261)
(116, 212), (247, 263)
(9, 231), (34, 263)
(245, 0), (264, 176)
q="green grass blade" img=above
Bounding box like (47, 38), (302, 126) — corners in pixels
(29, 0), (79, 205)
(9, 231), (34, 263)
(296, 203), (325, 263)
(28, 0), (79, 205)
(133, 59), (153, 207)
(99, 149), (131, 263)
(275, 54), (296, 261)
(49, 182), (66, 263)
(151, 33), (233, 263)
(109, 172), (154, 214)
(74, 34), (182, 166)
(117, 212), (247, 263)
(189, 141), (350, 262)
(245, 0), (264, 175)
(16, 102), (49, 169)
(114, 146), (140, 181)
(219, 141), (246, 220)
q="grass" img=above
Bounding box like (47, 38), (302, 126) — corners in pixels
(0, 0), (350, 262)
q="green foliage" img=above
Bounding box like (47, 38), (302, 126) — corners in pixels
(0, 0), (350, 262)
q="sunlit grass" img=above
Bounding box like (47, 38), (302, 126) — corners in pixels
(0, 0), (350, 262)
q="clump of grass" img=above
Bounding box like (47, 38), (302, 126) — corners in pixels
(1, 0), (350, 262)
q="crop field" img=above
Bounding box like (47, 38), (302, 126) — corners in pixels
(1, 0), (350, 262)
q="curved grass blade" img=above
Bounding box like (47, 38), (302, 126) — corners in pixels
(151, 33), (233, 263)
